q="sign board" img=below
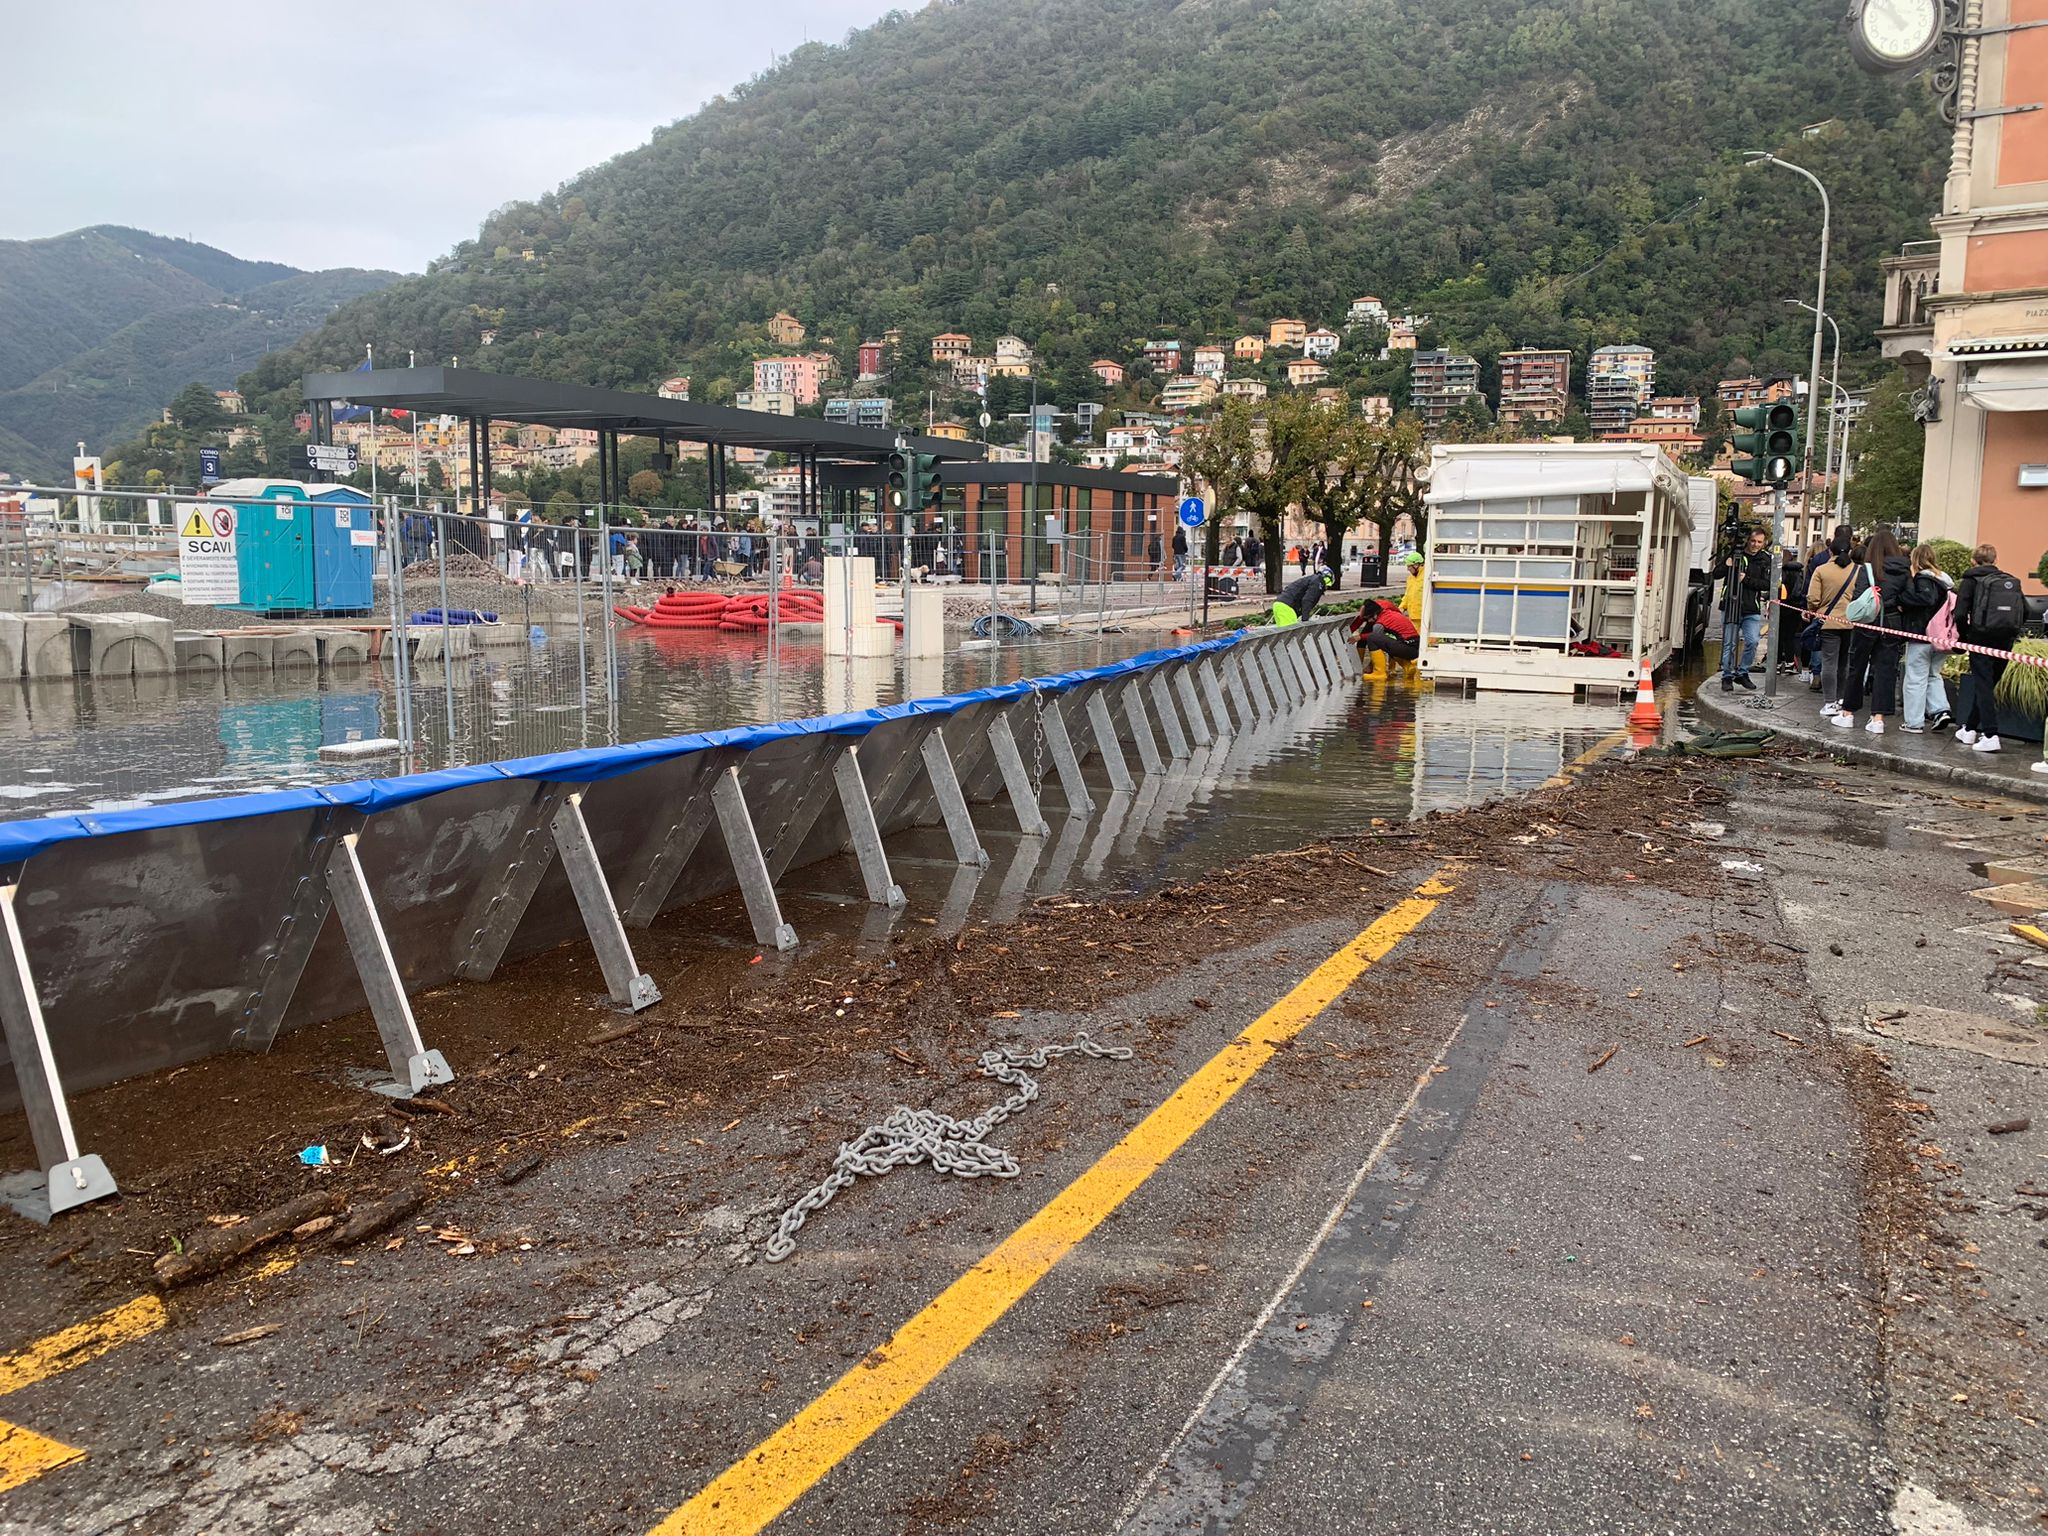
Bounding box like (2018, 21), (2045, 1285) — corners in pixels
(198, 447), (221, 485)
(178, 504), (241, 605)
(1177, 496), (1206, 528)
(292, 442), (358, 480)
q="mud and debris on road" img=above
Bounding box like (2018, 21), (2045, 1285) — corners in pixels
(0, 738), (2042, 1535)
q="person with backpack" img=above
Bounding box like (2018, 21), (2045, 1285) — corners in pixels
(1834, 528), (1910, 734)
(1899, 542), (1956, 733)
(1954, 543), (2026, 753)
(1805, 533), (1865, 718)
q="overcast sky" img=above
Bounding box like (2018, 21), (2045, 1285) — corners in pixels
(0, 1), (898, 274)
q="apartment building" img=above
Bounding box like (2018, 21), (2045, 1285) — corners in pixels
(1346, 296), (1388, 328)
(735, 390), (797, 416)
(1285, 358), (1330, 387)
(1587, 344), (1656, 435)
(825, 396), (892, 428)
(857, 341), (885, 380)
(930, 332), (973, 363)
(1158, 376), (1220, 412)
(1142, 339), (1184, 374)
(1268, 319), (1307, 350)
(1496, 348), (1572, 434)
(766, 310), (807, 346)
(1302, 328), (1340, 361)
(1222, 377), (1268, 401)
(751, 355), (823, 405)
(1192, 345), (1227, 379)
(1091, 359), (1127, 386)
(1410, 349), (1481, 432)
(1233, 335), (1267, 363)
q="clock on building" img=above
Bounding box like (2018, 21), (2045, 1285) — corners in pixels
(1847, 0), (1944, 72)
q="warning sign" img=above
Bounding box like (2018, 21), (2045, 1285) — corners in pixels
(179, 504), (240, 605)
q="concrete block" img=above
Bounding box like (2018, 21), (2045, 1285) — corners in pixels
(67, 614), (137, 676)
(21, 615), (75, 678)
(102, 612), (174, 675)
(469, 623), (521, 648)
(222, 632), (274, 671)
(316, 630), (370, 667)
(411, 627), (474, 661)
(1968, 880), (2048, 916)
(272, 631), (320, 670)
(174, 632), (225, 671)
(0, 614), (23, 677)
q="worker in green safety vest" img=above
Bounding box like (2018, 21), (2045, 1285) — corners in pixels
(1272, 568), (1334, 626)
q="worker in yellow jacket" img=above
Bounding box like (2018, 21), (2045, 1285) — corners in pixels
(1368, 551), (1428, 678)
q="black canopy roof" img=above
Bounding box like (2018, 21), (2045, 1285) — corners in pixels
(301, 366), (984, 462)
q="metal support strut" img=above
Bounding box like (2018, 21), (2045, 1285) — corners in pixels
(1040, 696), (1094, 816)
(1174, 666), (1216, 746)
(987, 710), (1051, 837)
(1121, 680), (1167, 774)
(325, 833), (457, 1098)
(833, 746), (906, 907)
(920, 730), (991, 866)
(0, 879), (117, 1220)
(1148, 672), (1192, 758)
(552, 791), (665, 1006)
(711, 769), (801, 951)
(1085, 689), (1137, 792)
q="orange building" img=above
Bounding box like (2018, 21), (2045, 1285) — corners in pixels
(1878, 0), (2048, 578)
(1267, 319), (1307, 349)
(930, 332), (972, 363)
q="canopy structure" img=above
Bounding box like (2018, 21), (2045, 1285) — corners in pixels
(301, 365), (985, 524)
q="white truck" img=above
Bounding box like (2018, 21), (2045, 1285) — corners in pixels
(1415, 442), (1704, 696)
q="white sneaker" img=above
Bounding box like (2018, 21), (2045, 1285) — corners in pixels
(1820, 701), (1841, 716)
(1865, 718), (1886, 735)
(1955, 728), (1979, 745)
(2032, 760), (2048, 776)
(1973, 734), (2002, 753)
(1831, 711), (1856, 729)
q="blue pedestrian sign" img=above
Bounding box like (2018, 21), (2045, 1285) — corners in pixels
(1177, 496), (1205, 528)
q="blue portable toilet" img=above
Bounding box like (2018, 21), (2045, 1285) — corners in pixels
(307, 485), (375, 613)
(213, 478), (315, 613)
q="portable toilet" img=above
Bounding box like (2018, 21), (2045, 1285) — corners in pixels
(212, 478), (315, 613)
(307, 485), (376, 613)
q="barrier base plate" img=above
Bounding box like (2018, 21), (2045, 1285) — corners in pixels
(0, 1155), (119, 1224)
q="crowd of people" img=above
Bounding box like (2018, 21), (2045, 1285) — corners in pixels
(1717, 523), (2033, 758)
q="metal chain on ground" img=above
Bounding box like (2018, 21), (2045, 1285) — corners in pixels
(763, 1033), (1133, 1262)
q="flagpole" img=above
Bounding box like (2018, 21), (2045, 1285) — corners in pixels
(366, 344), (378, 504)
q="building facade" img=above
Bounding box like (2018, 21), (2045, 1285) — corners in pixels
(1267, 319), (1307, 349)
(857, 341), (885, 381)
(1587, 344), (1656, 435)
(1880, 0), (2048, 574)
(1302, 328), (1340, 361)
(931, 332), (972, 363)
(1410, 349), (1481, 432)
(1142, 339), (1185, 374)
(1346, 296), (1388, 328)
(751, 355), (823, 405)
(1496, 348), (1573, 434)
(824, 396), (892, 429)
(1192, 345), (1227, 379)
(1091, 359), (1127, 386)
(1234, 335), (1267, 362)
(766, 311), (806, 346)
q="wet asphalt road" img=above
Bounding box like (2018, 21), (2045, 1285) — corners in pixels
(0, 750), (1928, 1536)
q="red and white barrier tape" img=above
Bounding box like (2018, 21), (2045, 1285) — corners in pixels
(1769, 598), (2048, 670)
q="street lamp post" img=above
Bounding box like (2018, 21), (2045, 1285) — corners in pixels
(1784, 298), (1842, 533)
(1744, 150), (1832, 705)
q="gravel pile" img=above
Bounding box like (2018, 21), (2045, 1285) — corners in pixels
(401, 549), (506, 585)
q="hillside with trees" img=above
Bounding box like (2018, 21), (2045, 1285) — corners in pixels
(226, 0), (1942, 437)
(0, 227), (398, 478)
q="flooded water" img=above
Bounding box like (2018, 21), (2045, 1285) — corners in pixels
(0, 627), (1630, 843)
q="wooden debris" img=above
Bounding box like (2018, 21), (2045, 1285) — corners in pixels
(327, 1185), (429, 1250)
(155, 1191), (345, 1288)
(1587, 1045), (1619, 1073)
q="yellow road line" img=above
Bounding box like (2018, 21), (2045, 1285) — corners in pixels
(1543, 727), (1630, 789)
(0, 1294), (167, 1498)
(0, 1421), (82, 1494)
(654, 869), (1455, 1536)
(0, 1296), (166, 1398)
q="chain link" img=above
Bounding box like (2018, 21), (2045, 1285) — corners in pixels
(1029, 685), (1047, 798)
(763, 1033), (1132, 1262)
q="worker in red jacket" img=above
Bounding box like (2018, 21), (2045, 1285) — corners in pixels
(1349, 596), (1420, 666)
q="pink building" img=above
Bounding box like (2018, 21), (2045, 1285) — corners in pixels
(752, 355), (824, 406)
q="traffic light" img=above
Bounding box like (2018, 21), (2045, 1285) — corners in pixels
(913, 453), (941, 510)
(885, 449), (911, 511)
(1731, 401), (1801, 486)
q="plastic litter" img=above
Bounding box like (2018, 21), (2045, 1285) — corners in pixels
(298, 1145), (331, 1167)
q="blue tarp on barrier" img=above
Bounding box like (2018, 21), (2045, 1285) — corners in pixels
(0, 631), (1252, 866)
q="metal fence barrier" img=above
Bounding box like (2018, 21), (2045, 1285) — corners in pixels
(0, 615), (1360, 1219)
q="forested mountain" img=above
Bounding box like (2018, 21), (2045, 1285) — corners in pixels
(241, 0), (1942, 432)
(0, 227), (398, 477)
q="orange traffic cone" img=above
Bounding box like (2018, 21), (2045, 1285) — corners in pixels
(1627, 660), (1662, 731)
